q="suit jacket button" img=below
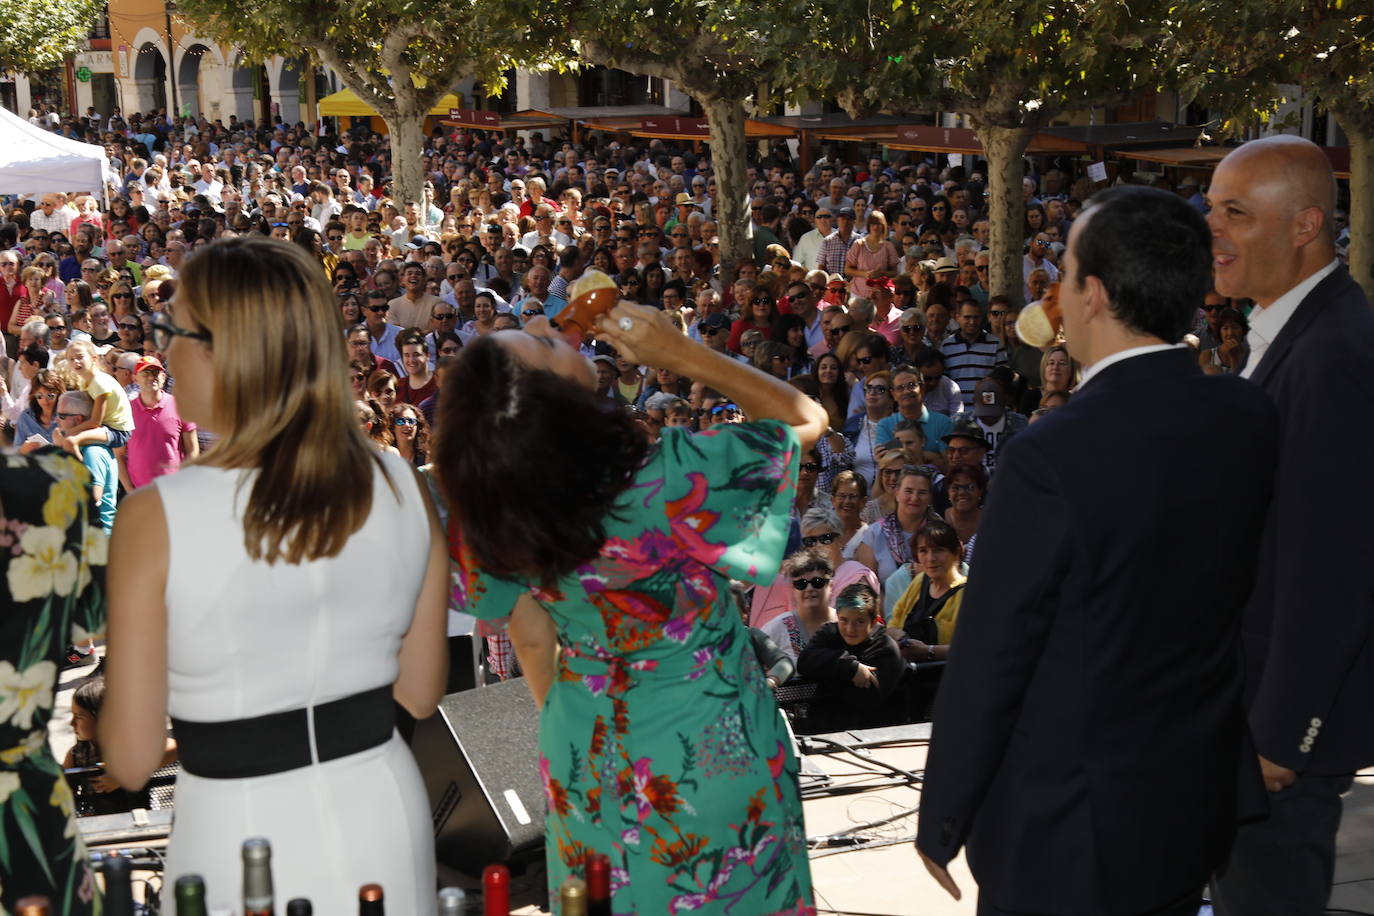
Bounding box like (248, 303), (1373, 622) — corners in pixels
(1308, 727), (1320, 737)
(1300, 743), (1312, 753)
(1311, 718), (1323, 727)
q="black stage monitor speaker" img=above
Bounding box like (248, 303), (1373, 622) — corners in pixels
(412, 678), (546, 876)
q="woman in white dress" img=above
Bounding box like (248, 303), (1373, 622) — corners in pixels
(101, 236), (449, 914)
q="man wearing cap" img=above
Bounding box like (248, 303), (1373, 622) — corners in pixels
(964, 377), (1026, 474)
(591, 355), (629, 406)
(123, 355), (198, 493)
(916, 185), (1278, 916)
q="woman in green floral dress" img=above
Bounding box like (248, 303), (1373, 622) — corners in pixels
(0, 450), (108, 914)
(438, 305), (829, 915)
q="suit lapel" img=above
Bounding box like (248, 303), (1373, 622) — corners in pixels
(1250, 269), (1355, 389)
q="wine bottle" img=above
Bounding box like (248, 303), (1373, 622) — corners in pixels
(481, 864), (510, 916)
(14, 896), (51, 916)
(358, 883), (385, 916)
(586, 854), (611, 916)
(559, 875), (587, 916)
(101, 853), (135, 916)
(241, 837), (275, 916)
(437, 887), (467, 916)
(285, 899), (313, 916)
(175, 874), (209, 916)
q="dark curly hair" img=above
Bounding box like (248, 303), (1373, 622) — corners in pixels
(434, 335), (650, 587)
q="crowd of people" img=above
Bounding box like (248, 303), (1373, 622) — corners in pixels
(0, 100), (1368, 916)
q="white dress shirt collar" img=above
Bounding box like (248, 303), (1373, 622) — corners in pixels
(1077, 343), (1188, 392)
(1241, 259), (1340, 378)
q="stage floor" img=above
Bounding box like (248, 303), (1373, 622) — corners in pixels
(52, 660), (1374, 915)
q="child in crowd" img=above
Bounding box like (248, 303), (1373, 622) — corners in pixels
(63, 677), (177, 815)
(52, 339), (135, 456)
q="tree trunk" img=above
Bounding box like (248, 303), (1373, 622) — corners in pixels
(702, 95), (751, 289)
(384, 103), (429, 216)
(1337, 115), (1374, 303)
(975, 123), (1036, 309)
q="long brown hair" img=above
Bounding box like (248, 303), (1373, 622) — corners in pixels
(175, 236), (393, 565)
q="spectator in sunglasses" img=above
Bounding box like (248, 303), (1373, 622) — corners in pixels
(361, 292), (403, 366)
(389, 402), (431, 468)
(760, 548), (836, 663)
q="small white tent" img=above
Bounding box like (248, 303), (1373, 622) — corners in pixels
(0, 105), (116, 195)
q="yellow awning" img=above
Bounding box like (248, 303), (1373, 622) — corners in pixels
(317, 88), (462, 118)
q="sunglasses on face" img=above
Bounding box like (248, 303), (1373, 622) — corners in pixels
(865, 384), (889, 394)
(792, 576), (831, 591)
(36, 392), (58, 400)
(366, 305), (390, 313)
(856, 356), (875, 366)
(894, 381), (920, 393)
(800, 532), (837, 547)
(1203, 304), (1226, 312)
(118, 321), (140, 329)
(393, 416), (417, 426)
(710, 403), (740, 415)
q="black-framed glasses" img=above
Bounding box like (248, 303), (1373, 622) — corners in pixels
(150, 312), (212, 351)
(950, 483), (979, 493)
(865, 383), (889, 394)
(366, 304), (390, 313)
(900, 325), (921, 335)
(989, 309), (1009, 318)
(856, 356), (875, 366)
(801, 532), (838, 547)
(522, 308), (544, 318)
(893, 381), (920, 393)
(432, 311), (457, 320)
(792, 576), (831, 591)
(827, 325), (852, 336)
(117, 321), (141, 330)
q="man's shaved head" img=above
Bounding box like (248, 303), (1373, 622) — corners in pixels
(1206, 135), (1339, 307)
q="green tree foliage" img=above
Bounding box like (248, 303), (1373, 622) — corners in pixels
(568, 0), (819, 285)
(796, 0), (1181, 306)
(1174, 0), (1374, 298)
(174, 0), (564, 208)
(0, 0), (104, 74)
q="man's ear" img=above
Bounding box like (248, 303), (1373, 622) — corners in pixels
(1079, 274), (1109, 324)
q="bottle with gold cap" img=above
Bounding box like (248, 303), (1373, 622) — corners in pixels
(358, 882), (385, 916)
(559, 875), (588, 916)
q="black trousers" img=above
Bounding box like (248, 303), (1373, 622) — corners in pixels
(1211, 772), (1355, 916)
(976, 891), (1200, 916)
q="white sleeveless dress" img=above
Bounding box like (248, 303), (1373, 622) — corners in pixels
(156, 454), (436, 915)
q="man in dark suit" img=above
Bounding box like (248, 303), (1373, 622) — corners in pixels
(1207, 135), (1374, 915)
(914, 185), (1279, 916)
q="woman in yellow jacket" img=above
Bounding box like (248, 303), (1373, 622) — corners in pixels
(886, 519), (966, 663)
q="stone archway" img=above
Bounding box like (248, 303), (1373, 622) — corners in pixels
(175, 41), (225, 121)
(132, 42), (168, 116)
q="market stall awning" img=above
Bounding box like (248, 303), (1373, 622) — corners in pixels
(1117, 146), (1232, 166)
(317, 88), (461, 118)
(884, 125), (1087, 155)
(1040, 120), (1204, 150)
(577, 115), (795, 141)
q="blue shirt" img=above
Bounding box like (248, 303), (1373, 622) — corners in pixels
(80, 444), (118, 532)
(875, 406), (953, 454)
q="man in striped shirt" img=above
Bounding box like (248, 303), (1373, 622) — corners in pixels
(941, 299), (1007, 409)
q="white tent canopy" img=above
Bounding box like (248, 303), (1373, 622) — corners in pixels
(0, 104), (116, 195)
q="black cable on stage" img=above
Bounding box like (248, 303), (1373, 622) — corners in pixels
(806, 734), (927, 785)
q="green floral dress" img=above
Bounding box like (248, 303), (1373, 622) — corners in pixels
(0, 451), (108, 915)
(453, 421), (815, 916)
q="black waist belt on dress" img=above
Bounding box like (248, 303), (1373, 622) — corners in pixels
(170, 685), (395, 779)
